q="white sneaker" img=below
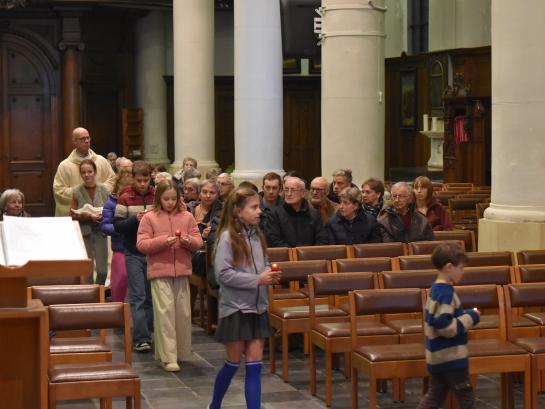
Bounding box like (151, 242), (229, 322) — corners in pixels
(162, 362), (180, 372)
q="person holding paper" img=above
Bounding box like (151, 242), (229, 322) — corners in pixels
(70, 159), (109, 286)
(53, 127), (116, 217)
(0, 189), (31, 220)
(137, 180), (202, 372)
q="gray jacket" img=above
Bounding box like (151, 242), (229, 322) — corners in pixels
(214, 229), (269, 319)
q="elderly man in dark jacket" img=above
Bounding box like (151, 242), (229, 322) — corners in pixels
(265, 177), (329, 247)
(378, 182), (433, 243)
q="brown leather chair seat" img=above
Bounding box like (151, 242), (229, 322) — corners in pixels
(474, 314), (499, 329)
(524, 312), (545, 325)
(314, 321), (397, 338)
(49, 362), (138, 383)
(354, 343), (425, 362)
(50, 337), (109, 354)
(270, 305), (346, 319)
(384, 318), (422, 334)
(513, 315), (539, 327)
(467, 339), (528, 357)
(513, 337), (545, 354)
(272, 288), (306, 300)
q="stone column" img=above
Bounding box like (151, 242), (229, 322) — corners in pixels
(135, 11), (170, 164)
(58, 13), (85, 156)
(479, 0), (545, 251)
(321, 0), (386, 185)
(173, 0), (218, 173)
(384, 0), (407, 58)
(231, 0), (284, 184)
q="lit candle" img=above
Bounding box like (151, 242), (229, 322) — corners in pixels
(431, 117), (438, 131)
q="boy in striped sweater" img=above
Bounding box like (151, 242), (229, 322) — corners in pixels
(417, 243), (481, 409)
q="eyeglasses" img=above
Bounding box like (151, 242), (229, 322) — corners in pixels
(310, 187), (326, 192)
(283, 188), (302, 194)
(76, 136), (91, 142)
(391, 194), (409, 200)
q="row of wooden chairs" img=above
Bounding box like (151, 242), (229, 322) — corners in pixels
(29, 284), (141, 408)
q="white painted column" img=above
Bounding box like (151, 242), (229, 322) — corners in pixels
(135, 11), (170, 164)
(173, 0), (218, 172)
(321, 0), (386, 185)
(231, 0), (284, 183)
(479, 0), (545, 251)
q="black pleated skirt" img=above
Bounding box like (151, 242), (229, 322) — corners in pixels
(215, 311), (271, 343)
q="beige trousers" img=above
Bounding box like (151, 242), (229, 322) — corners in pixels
(151, 276), (192, 363)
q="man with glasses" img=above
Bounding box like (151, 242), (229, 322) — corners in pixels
(377, 181), (433, 243)
(309, 176), (338, 224)
(264, 177), (329, 247)
(53, 127), (116, 216)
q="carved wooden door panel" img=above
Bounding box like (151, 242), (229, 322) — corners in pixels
(0, 34), (57, 216)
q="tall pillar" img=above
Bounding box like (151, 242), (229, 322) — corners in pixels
(479, 0), (545, 251)
(173, 0), (218, 173)
(321, 0), (385, 185)
(231, 0), (284, 183)
(384, 0), (407, 58)
(58, 13), (84, 156)
(135, 11), (170, 164)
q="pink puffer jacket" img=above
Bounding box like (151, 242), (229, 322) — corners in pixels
(137, 209), (203, 279)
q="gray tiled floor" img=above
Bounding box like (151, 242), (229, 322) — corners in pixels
(57, 325), (539, 409)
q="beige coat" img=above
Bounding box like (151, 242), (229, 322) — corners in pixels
(53, 149), (116, 216)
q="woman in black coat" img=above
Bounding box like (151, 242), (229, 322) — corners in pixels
(325, 186), (382, 245)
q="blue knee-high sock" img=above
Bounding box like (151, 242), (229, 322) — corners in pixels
(210, 360), (239, 409)
(244, 360), (262, 409)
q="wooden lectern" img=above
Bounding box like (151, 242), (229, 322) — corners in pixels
(0, 259), (93, 409)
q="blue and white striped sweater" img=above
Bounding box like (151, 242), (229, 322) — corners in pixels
(424, 281), (480, 373)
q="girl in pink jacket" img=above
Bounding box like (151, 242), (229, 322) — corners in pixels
(137, 180), (203, 372)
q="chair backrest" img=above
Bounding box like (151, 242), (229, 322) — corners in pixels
(310, 272), (376, 297)
(458, 266), (513, 286)
(516, 264), (545, 283)
(516, 249), (545, 265)
(334, 257), (393, 273)
(504, 283), (545, 340)
(49, 302), (132, 363)
(351, 242), (406, 258)
(294, 245), (348, 261)
(275, 260), (329, 284)
(351, 288), (424, 315)
(407, 240), (465, 255)
(380, 270), (436, 289)
(465, 251), (515, 267)
(267, 247), (292, 262)
(30, 285), (104, 306)
(433, 230), (476, 252)
(444, 182), (474, 190)
(396, 255), (434, 270)
(27, 276), (82, 286)
(449, 198), (482, 221)
(435, 191), (458, 206)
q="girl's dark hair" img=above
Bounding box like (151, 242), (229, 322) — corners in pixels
(214, 187), (267, 267)
(79, 159), (97, 173)
(152, 180), (181, 213)
(431, 242), (468, 270)
(362, 177), (385, 199)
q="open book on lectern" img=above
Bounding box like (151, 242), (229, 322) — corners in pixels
(0, 216), (88, 266)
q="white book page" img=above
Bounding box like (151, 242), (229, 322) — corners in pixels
(0, 227), (5, 266)
(2, 216), (87, 266)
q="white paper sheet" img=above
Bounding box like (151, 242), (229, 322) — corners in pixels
(0, 228), (5, 266)
(2, 216), (87, 266)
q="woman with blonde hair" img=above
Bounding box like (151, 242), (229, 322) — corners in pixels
(0, 189), (31, 220)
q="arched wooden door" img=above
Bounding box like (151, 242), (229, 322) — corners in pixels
(0, 32), (59, 216)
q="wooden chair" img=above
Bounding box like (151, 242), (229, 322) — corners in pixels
(333, 257), (394, 274)
(476, 202), (490, 219)
(190, 248), (207, 328)
(449, 197), (483, 223)
(395, 255), (434, 270)
(48, 302), (141, 409)
(294, 245), (349, 261)
(435, 191), (458, 206)
(267, 247), (293, 262)
(269, 260), (344, 382)
(516, 250), (545, 266)
(308, 273), (395, 406)
(30, 285), (108, 364)
(434, 229), (476, 252)
(516, 264), (545, 283)
(503, 283), (545, 409)
(444, 182), (474, 191)
(27, 275), (83, 286)
(465, 251), (516, 267)
(350, 242), (406, 258)
(349, 289), (427, 409)
(407, 240), (465, 255)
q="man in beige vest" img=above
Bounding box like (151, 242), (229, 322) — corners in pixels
(53, 127), (116, 216)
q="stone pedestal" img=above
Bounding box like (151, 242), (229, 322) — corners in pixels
(420, 131), (444, 171)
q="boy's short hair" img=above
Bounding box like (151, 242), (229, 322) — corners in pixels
(132, 160), (151, 177)
(431, 242), (468, 270)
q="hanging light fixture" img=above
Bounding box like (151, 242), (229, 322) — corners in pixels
(0, 0), (26, 9)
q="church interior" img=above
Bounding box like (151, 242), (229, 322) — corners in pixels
(1, 0), (545, 408)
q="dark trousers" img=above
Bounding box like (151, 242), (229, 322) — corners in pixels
(417, 368), (474, 409)
(125, 252), (154, 345)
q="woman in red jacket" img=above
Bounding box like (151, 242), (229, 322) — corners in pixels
(137, 180), (203, 372)
(413, 176), (452, 231)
